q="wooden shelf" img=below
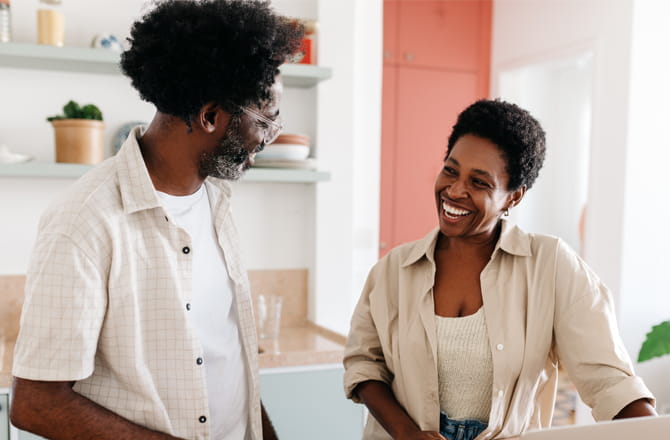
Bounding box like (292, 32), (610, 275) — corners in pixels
(0, 43), (332, 87)
(0, 161), (330, 183)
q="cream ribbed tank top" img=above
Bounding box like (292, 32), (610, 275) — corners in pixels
(435, 307), (493, 422)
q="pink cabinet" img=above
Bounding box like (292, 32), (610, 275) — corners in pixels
(380, 0), (491, 256)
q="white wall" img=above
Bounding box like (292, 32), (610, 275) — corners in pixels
(0, 0), (383, 334)
(501, 54), (593, 252)
(491, 0), (634, 298)
(314, 0), (382, 333)
(619, 0), (670, 413)
(492, 0), (670, 417)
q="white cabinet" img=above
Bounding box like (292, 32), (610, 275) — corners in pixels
(260, 365), (365, 439)
(0, 394), (8, 440)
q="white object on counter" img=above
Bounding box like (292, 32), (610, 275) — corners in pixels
(0, 144), (32, 163)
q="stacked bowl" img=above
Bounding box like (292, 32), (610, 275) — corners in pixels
(254, 133), (314, 168)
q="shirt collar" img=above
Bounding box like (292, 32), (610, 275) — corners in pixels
(400, 218), (533, 267)
(117, 125), (162, 214)
(117, 125), (233, 214)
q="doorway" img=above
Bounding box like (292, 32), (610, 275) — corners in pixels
(498, 52), (594, 254)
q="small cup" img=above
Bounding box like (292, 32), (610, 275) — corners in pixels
(256, 294), (283, 340)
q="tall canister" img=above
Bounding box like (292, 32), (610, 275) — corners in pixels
(0, 0), (11, 43)
(37, 0), (65, 46)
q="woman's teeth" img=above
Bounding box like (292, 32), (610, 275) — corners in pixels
(442, 202), (471, 218)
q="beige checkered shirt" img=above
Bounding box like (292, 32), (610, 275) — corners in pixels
(13, 126), (262, 440)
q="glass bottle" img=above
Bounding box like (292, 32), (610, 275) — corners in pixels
(0, 0), (11, 44)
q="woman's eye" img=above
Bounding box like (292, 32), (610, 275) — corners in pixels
(473, 179), (490, 188)
(256, 120), (270, 129)
(443, 166), (456, 175)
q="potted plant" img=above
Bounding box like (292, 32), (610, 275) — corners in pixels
(47, 100), (105, 164)
(638, 320), (670, 362)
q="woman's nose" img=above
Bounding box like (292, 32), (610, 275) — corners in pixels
(446, 180), (467, 198)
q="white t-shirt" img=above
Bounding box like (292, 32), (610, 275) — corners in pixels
(157, 185), (249, 440)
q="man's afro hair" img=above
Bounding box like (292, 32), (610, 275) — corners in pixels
(120, 0), (304, 123)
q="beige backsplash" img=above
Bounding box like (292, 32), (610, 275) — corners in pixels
(0, 269), (309, 375)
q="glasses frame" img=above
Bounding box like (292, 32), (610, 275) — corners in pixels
(240, 106), (283, 145)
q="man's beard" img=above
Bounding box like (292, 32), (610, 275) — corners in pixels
(199, 120), (258, 180)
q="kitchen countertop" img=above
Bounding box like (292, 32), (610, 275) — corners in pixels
(0, 322), (346, 389)
(259, 322), (346, 370)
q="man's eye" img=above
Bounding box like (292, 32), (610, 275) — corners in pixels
(473, 179), (490, 188)
(256, 120), (270, 129)
(443, 166), (456, 175)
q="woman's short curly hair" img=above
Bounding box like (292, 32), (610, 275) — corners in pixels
(120, 0), (303, 123)
(447, 99), (546, 191)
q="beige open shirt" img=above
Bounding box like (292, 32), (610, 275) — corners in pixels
(343, 221), (654, 440)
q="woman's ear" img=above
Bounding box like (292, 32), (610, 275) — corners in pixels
(196, 102), (231, 134)
(507, 185), (527, 210)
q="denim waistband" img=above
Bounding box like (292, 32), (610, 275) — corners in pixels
(439, 411), (488, 440)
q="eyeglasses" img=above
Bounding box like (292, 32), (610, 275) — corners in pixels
(240, 106), (283, 145)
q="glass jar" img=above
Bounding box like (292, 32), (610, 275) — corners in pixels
(0, 0), (11, 44)
(37, 0), (65, 47)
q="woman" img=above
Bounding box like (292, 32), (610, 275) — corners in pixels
(343, 99), (656, 440)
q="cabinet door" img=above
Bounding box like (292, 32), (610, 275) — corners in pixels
(260, 367), (364, 440)
(397, 1), (484, 70)
(379, 65), (398, 256)
(0, 394), (8, 440)
(391, 67), (479, 247)
(383, 0), (399, 65)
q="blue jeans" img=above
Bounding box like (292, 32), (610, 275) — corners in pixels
(440, 412), (488, 440)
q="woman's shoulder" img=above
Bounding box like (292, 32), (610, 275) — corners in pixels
(506, 222), (575, 257)
(376, 229), (439, 268)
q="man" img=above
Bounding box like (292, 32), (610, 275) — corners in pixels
(10, 1), (303, 439)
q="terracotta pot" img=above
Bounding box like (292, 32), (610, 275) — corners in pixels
(51, 119), (105, 164)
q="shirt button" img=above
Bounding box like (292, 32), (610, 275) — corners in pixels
(199, 416), (207, 423)
(196, 357), (203, 365)
(186, 303), (191, 311)
(496, 343), (504, 351)
(182, 246), (190, 254)
(498, 390), (504, 397)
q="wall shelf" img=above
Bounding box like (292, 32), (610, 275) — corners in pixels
(0, 43), (332, 87)
(0, 162), (330, 183)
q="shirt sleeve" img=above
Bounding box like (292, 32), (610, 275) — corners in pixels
(343, 263), (394, 403)
(552, 239), (655, 420)
(13, 231), (107, 381)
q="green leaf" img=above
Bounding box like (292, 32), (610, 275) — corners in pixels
(638, 320), (670, 362)
(81, 104), (103, 121)
(63, 100), (82, 119)
(46, 100), (104, 122)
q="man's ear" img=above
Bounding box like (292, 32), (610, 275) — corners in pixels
(196, 102), (231, 134)
(507, 185), (527, 210)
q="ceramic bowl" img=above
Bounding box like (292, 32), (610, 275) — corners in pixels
(255, 144), (309, 161)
